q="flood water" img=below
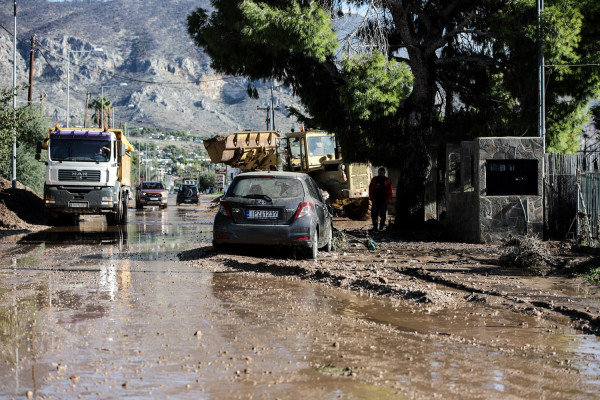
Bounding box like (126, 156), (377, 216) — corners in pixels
(1, 200), (599, 399)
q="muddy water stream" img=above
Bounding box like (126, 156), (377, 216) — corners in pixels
(1, 203), (599, 399)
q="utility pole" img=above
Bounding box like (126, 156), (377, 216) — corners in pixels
(270, 87), (281, 131)
(12, 0), (17, 189)
(257, 105), (271, 130)
(28, 35), (34, 104)
(258, 87), (281, 131)
(84, 92), (90, 128)
(537, 0), (545, 150)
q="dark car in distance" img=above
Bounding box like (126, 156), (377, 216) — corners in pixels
(176, 184), (200, 205)
(212, 171), (333, 259)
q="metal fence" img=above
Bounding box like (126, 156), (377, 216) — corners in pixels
(544, 153), (600, 241)
(579, 173), (600, 241)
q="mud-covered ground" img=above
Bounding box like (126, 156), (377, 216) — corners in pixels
(181, 215), (600, 336)
(1, 183), (599, 335)
(165, 195), (599, 336)
(1, 190), (600, 398)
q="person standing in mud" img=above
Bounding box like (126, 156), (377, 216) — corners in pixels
(369, 167), (393, 232)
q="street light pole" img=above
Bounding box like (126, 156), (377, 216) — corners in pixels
(66, 47), (102, 127)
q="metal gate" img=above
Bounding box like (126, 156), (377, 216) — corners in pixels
(578, 173), (600, 242)
(544, 153), (600, 242)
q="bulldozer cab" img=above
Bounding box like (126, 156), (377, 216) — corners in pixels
(281, 131), (339, 172)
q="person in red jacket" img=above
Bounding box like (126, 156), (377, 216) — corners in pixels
(369, 167), (393, 232)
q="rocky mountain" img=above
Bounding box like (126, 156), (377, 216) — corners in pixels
(0, 0), (303, 136)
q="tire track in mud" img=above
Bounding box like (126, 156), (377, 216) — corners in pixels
(180, 245), (600, 335)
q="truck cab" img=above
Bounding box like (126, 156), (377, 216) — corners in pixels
(37, 126), (133, 225)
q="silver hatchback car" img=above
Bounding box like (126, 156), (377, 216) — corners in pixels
(213, 171), (333, 259)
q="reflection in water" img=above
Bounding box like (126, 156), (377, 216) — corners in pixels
(207, 272), (600, 398)
(19, 224), (129, 248)
(99, 261), (117, 301)
(1, 205), (599, 399)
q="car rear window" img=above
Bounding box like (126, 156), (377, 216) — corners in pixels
(229, 177), (304, 199)
(181, 185), (198, 193)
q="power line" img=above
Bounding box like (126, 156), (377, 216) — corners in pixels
(546, 63), (600, 68)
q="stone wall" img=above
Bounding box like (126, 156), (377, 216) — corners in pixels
(475, 137), (544, 243)
(444, 137), (544, 243)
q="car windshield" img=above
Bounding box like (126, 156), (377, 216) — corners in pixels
(141, 182), (164, 190)
(229, 177), (304, 199)
(50, 139), (111, 162)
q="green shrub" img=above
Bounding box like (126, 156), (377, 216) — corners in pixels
(569, 257), (600, 283)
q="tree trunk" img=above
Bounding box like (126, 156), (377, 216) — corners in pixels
(394, 122), (432, 229)
(393, 51), (436, 230)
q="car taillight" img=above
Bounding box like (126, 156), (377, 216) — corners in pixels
(219, 200), (232, 217)
(294, 201), (312, 220)
(196, 193), (200, 198)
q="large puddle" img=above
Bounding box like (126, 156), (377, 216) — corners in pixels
(0, 205), (599, 399)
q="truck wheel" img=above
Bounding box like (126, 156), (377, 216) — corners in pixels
(120, 198), (128, 223)
(66, 214), (79, 226)
(46, 210), (61, 226)
(107, 199), (122, 226)
(106, 213), (119, 226)
(344, 198), (371, 221)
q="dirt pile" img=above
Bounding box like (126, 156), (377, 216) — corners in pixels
(0, 178), (47, 229)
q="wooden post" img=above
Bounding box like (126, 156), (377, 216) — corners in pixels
(28, 35), (34, 104)
(84, 92), (90, 128)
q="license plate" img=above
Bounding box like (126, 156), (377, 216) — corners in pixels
(69, 202), (88, 208)
(246, 210), (278, 219)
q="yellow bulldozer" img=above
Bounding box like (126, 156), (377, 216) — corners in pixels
(203, 129), (372, 220)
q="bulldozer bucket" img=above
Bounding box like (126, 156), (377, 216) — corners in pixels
(204, 131), (280, 170)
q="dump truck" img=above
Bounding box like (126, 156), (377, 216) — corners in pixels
(203, 129), (372, 220)
(36, 125), (134, 226)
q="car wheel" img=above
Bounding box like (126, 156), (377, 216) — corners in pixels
(212, 241), (223, 253)
(305, 230), (318, 259)
(322, 224), (333, 252)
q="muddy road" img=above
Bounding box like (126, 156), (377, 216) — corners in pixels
(1, 196), (600, 399)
